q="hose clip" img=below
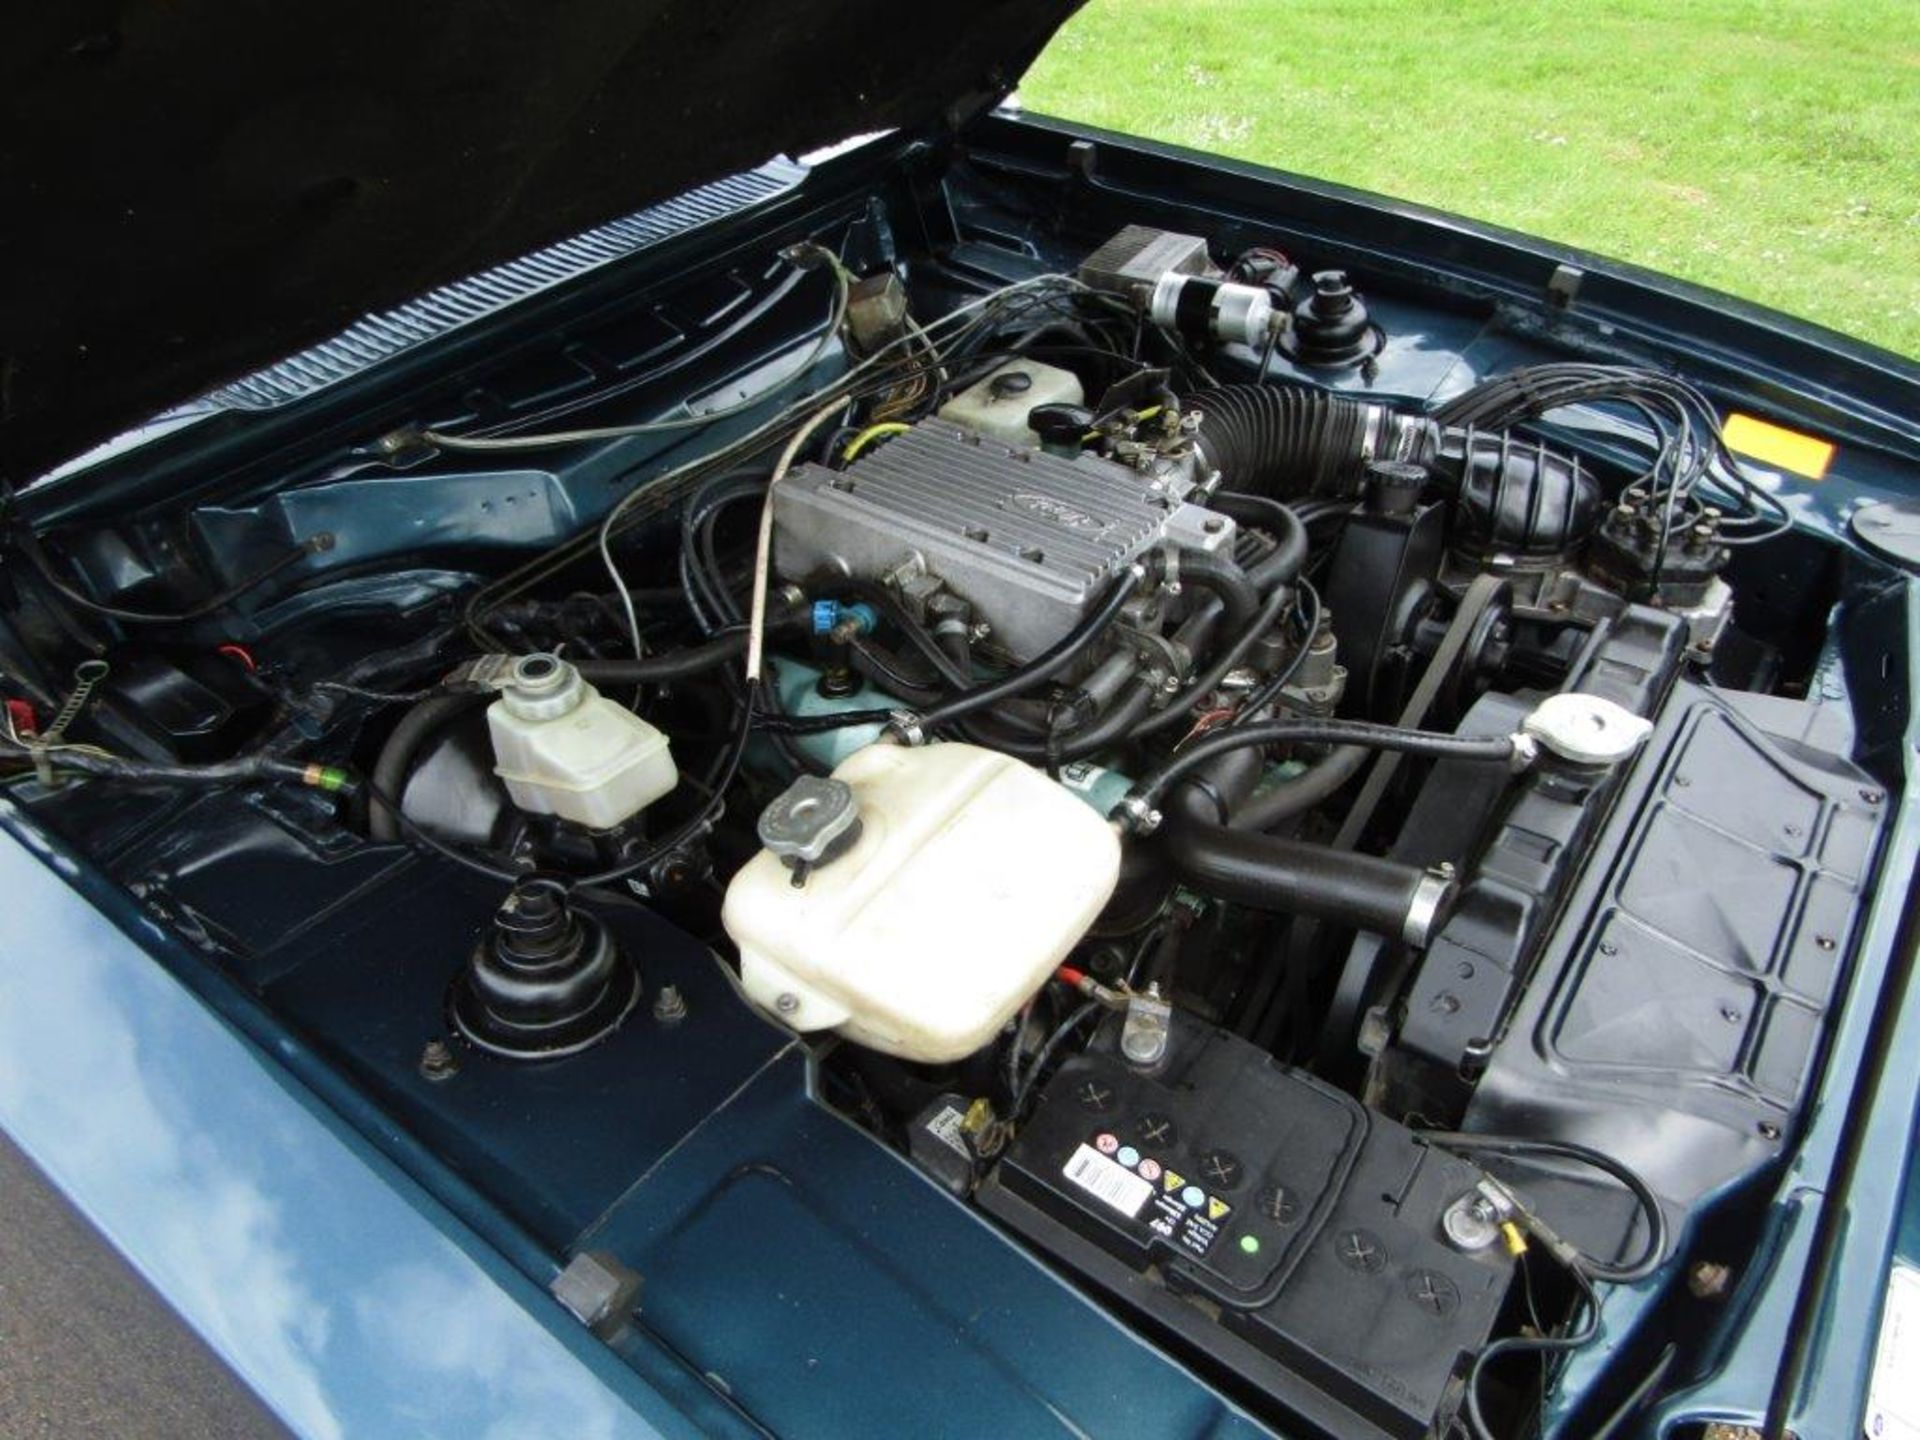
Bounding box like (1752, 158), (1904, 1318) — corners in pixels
(1112, 793), (1163, 837)
(884, 710), (926, 747)
(1157, 544), (1182, 597)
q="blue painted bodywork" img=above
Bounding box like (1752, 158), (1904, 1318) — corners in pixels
(0, 790), (1265, 1437)
(0, 815), (729, 1439)
(4, 112), (1919, 1440)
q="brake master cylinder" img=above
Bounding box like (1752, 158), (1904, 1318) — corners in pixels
(487, 653), (677, 828)
(722, 742), (1121, 1063)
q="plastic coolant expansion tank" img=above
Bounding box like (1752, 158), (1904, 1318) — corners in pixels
(935, 360), (1084, 448)
(487, 654), (678, 829)
(722, 742), (1121, 1063)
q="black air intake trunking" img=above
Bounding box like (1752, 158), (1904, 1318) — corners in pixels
(1190, 385), (1400, 498)
(1188, 385), (1600, 558)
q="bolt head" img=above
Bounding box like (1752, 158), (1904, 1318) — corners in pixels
(775, 992), (800, 1015)
(652, 985), (687, 1024)
(418, 1039), (459, 1082)
(1688, 1261), (1733, 1299)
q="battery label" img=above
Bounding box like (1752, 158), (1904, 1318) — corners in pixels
(1063, 1143), (1154, 1218)
(1147, 1185), (1229, 1258)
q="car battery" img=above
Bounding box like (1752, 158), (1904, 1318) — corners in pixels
(979, 1011), (1515, 1440)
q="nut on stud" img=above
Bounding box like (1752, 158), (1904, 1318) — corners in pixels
(419, 1038), (459, 1082)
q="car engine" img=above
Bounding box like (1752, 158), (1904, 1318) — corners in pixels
(0, 206), (1894, 1440)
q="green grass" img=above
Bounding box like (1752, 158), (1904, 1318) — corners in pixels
(1021, 0), (1920, 359)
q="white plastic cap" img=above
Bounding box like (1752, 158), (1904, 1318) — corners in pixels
(1522, 693), (1655, 766)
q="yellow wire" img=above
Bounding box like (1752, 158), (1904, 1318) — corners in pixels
(843, 422), (911, 462)
(1083, 404), (1165, 443)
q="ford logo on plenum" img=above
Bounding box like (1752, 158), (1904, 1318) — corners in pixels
(1007, 492), (1109, 534)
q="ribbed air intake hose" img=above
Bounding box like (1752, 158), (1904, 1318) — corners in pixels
(1189, 384), (1425, 498)
(1188, 385), (1600, 558)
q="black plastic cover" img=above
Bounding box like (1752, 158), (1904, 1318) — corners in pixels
(981, 1013), (1512, 1440)
(1367, 604), (1689, 1116)
(1463, 684), (1883, 1213)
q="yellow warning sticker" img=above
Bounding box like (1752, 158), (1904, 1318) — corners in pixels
(1208, 1196), (1232, 1221)
(1723, 412), (1835, 481)
(1163, 1170), (1185, 1192)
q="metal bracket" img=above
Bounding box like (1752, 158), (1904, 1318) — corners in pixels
(1546, 263), (1584, 311)
(550, 1250), (642, 1339)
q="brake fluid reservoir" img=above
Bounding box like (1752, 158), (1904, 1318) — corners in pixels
(487, 654), (677, 828)
(722, 742), (1121, 1063)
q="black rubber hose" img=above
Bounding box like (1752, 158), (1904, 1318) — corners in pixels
(934, 622), (972, 675)
(368, 693), (488, 842)
(847, 636), (945, 704)
(1228, 580), (1322, 728)
(823, 576), (971, 691)
(1161, 783), (1451, 943)
(981, 678), (1158, 765)
(1173, 549), (1261, 631)
(679, 468), (769, 630)
(573, 630), (746, 683)
(1208, 492), (1309, 590)
(1125, 718), (1520, 814)
(1189, 384), (1397, 497)
(1059, 679), (1157, 757)
(1231, 743), (1369, 831)
(902, 567), (1145, 738)
(1129, 581), (1293, 742)
(754, 708), (897, 736)
(968, 679), (1157, 765)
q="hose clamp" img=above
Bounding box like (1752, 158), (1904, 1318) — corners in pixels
(1402, 869), (1455, 948)
(1113, 794), (1163, 836)
(1507, 732), (1541, 772)
(885, 710), (926, 747)
(1358, 404), (1387, 465)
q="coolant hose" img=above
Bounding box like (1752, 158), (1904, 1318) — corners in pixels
(1231, 743), (1370, 831)
(1123, 718), (1523, 818)
(1207, 492), (1309, 589)
(1173, 548), (1261, 631)
(368, 692), (487, 842)
(1161, 783), (1453, 946)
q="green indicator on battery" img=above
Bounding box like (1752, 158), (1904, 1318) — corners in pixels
(1239, 1234), (1261, 1255)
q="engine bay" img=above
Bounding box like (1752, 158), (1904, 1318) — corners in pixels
(0, 147), (1905, 1439)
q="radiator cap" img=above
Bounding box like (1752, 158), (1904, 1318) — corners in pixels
(1522, 693), (1654, 766)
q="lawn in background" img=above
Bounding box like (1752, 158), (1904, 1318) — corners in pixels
(1021, 0), (1919, 359)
